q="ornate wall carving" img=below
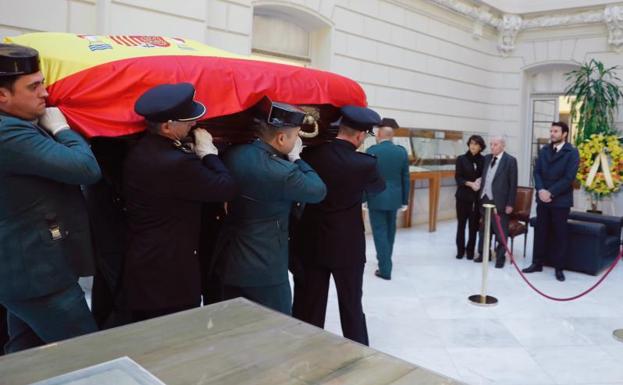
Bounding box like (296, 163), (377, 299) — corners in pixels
(605, 5), (623, 51)
(497, 14), (521, 55)
(428, 0), (623, 54)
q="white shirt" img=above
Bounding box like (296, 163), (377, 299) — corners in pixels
(553, 142), (564, 153)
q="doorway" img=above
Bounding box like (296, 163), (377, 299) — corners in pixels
(528, 95), (576, 186)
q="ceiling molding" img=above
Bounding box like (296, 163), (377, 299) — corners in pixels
(427, 0), (623, 54)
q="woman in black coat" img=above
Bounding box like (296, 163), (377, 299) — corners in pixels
(454, 135), (485, 259)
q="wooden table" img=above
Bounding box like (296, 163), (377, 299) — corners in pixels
(404, 169), (455, 232)
(0, 298), (461, 385)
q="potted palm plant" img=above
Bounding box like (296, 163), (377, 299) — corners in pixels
(565, 59), (623, 212)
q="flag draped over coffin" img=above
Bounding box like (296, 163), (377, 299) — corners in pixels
(4, 33), (367, 138)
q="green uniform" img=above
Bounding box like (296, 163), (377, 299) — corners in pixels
(0, 113), (101, 352)
(366, 140), (409, 278)
(215, 139), (326, 314)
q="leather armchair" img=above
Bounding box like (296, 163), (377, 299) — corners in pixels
(508, 186), (533, 257)
(530, 211), (623, 275)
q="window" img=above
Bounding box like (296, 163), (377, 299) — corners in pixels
(252, 13), (311, 67)
(529, 95), (576, 185)
(251, 4), (332, 69)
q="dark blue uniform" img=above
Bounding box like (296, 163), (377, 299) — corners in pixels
(122, 133), (236, 318)
(292, 139), (385, 345)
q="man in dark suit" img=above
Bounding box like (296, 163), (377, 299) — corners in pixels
(292, 106), (386, 346)
(523, 121), (579, 281)
(475, 135), (518, 268)
(365, 118), (409, 280)
(214, 98), (326, 315)
(0, 44), (101, 353)
(122, 83), (237, 322)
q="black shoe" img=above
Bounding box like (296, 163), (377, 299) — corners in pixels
(522, 263), (543, 273)
(473, 256), (483, 263)
(555, 269), (565, 282)
(456, 254), (464, 259)
(466, 254), (474, 260)
(375, 270), (391, 280)
(495, 259), (505, 268)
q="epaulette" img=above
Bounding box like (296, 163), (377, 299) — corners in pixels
(268, 152), (294, 168)
(359, 151), (377, 158)
(172, 139), (194, 154)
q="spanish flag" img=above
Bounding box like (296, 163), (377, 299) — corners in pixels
(4, 33), (366, 138)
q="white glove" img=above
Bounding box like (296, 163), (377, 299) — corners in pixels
(400, 205), (408, 212)
(194, 128), (218, 158)
(39, 107), (70, 135)
(288, 137), (303, 162)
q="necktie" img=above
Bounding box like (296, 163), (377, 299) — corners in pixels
(490, 156), (497, 168)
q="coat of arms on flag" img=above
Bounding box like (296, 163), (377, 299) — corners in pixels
(77, 35), (113, 51)
(109, 35), (170, 48)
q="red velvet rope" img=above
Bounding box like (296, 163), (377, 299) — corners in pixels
(492, 212), (622, 302)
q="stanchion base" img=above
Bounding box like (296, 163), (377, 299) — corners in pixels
(468, 294), (498, 307)
(613, 329), (623, 342)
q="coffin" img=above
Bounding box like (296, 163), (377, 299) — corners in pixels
(4, 32), (367, 145)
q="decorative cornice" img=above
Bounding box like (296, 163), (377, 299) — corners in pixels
(605, 5), (623, 51)
(497, 14), (521, 56)
(520, 9), (604, 30)
(428, 0), (500, 28)
(427, 0), (623, 54)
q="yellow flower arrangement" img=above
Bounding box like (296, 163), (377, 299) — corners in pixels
(577, 134), (623, 197)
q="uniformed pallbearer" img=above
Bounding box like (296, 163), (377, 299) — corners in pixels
(122, 83), (236, 322)
(215, 97), (327, 315)
(0, 44), (101, 353)
(292, 106), (386, 346)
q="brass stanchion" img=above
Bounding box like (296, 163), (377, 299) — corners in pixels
(613, 329), (623, 342)
(469, 203), (498, 306)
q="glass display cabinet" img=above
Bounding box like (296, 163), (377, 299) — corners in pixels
(363, 128), (487, 232)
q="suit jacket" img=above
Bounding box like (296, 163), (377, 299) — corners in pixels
(455, 151), (485, 202)
(534, 142), (579, 208)
(0, 113), (101, 301)
(215, 139), (326, 287)
(295, 139), (386, 269)
(480, 152), (518, 213)
(122, 133), (236, 310)
(365, 140), (410, 210)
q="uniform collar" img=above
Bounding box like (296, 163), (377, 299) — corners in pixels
(0, 110), (32, 122)
(252, 138), (282, 157)
(335, 138), (357, 150)
(0, 110), (52, 138)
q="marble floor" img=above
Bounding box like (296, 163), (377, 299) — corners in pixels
(79, 219), (623, 385)
(319, 220), (623, 385)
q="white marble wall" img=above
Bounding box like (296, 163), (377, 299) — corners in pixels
(2, 0), (623, 219)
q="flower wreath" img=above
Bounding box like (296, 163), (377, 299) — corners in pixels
(577, 134), (623, 197)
